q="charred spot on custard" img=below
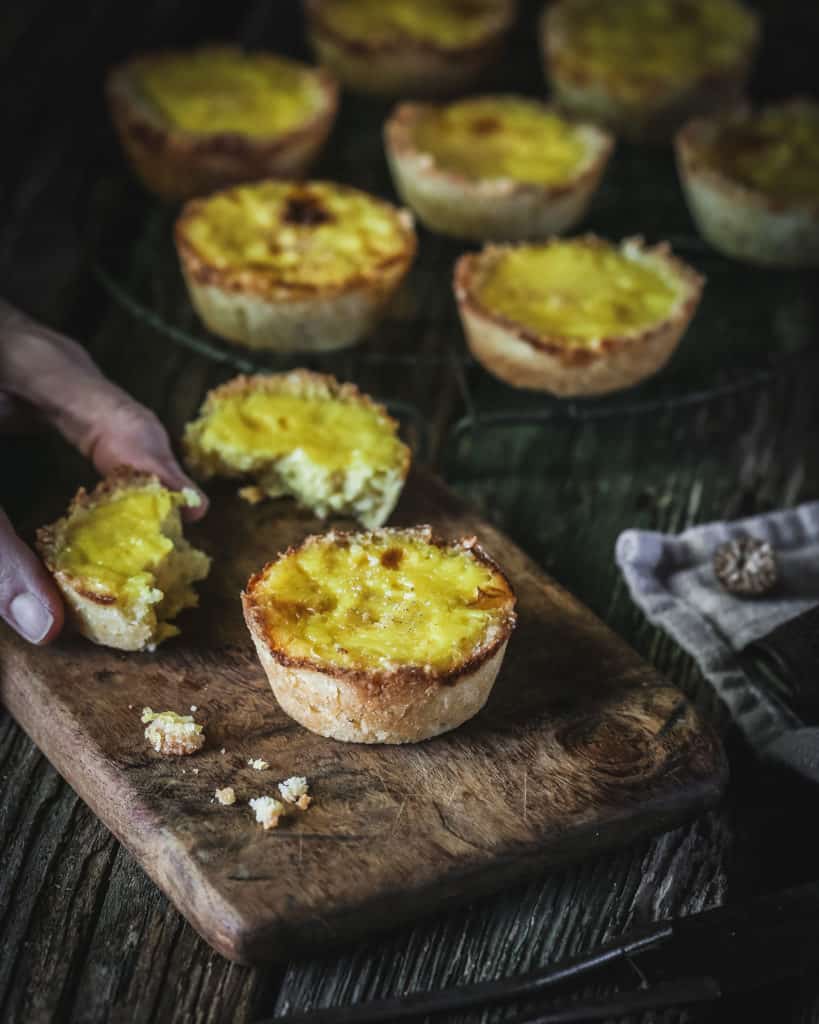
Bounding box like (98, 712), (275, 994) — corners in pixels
(380, 547), (403, 569)
(282, 193), (334, 227)
(471, 116), (501, 135)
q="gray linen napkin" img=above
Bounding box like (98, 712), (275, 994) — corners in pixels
(615, 502), (819, 782)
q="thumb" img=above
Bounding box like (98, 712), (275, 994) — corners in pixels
(0, 507), (64, 644)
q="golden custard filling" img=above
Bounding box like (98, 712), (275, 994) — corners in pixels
(182, 182), (410, 290)
(475, 240), (680, 345)
(318, 0), (505, 48)
(254, 532), (511, 673)
(704, 103), (819, 203)
(558, 0), (757, 89)
(56, 488), (188, 602)
(190, 390), (406, 474)
(413, 97), (589, 185)
(136, 48), (326, 137)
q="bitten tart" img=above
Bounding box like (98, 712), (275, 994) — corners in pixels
(454, 235), (704, 396)
(675, 99), (819, 268)
(541, 0), (760, 142)
(384, 96), (613, 241)
(175, 180), (416, 352)
(107, 46), (339, 201)
(184, 371), (411, 529)
(242, 527), (517, 743)
(304, 0), (517, 98)
(36, 470), (211, 652)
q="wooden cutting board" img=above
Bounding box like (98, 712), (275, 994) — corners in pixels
(0, 469), (726, 964)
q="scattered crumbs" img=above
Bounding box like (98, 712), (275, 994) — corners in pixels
(192, 768), (199, 775)
(141, 708), (205, 756)
(248, 758), (270, 771)
(249, 796), (285, 830)
(215, 787), (236, 806)
(190, 705), (198, 712)
(220, 748), (226, 755)
(278, 776), (312, 810)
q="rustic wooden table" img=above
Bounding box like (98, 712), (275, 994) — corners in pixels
(2, 2), (819, 1021)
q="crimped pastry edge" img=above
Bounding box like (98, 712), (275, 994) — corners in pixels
(106, 45), (340, 200)
(453, 234), (704, 396)
(241, 525), (517, 743)
(384, 97), (614, 241)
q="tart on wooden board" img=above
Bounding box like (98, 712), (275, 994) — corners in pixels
(303, 0), (517, 98)
(174, 180), (416, 353)
(36, 469), (210, 652)
(540, 0), (760, 142)
(107, 46), (339, 200)
(184, 370), (411, 529)
(454, 235), (704, 397)
(242, 526), (517, 744)
(675, 98), (819, 267)
(384, 95), (613, 241)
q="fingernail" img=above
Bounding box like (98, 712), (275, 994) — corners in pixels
(10, 592), (54, 643)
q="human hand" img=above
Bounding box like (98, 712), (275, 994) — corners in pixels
(0, 299), (207, 645)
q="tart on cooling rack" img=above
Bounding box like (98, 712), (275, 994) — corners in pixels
(675, 98), (819, 268)
(174, 180), (417, 352)
(384, 95), (613, 241)
(540, 0), (760, 142)
(242, 526), (517, 743)
(106, 46), (339, 200)
(454, 235), (704, 396)
(303, 0), (517, 98)
(184, 370), (411, 529)
(36, 470), (211, 652)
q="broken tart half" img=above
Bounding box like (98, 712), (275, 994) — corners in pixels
(184, 370), (411, 529)
(37, 469), (210, 652)
(454, 235), (704, 396)
(242, 526), (517, 743)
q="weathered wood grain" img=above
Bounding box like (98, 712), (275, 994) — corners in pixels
(0, 469), (725, 965)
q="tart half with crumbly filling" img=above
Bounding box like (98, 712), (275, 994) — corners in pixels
(36, 469), (211, 652)
(242, 527), (516, 744)
(304, 0), (517, 99)
(184, 371), (411, 529)
(385, 95), (613, 241)
(175, 179), (417, 352)
(106, 46), (339, 200)
(454, 235), (704, 396)
(675, 98), (819, 267)
(541, 0), (759, 142)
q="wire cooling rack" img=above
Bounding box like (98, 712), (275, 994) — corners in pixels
(89, 2), (819, 459)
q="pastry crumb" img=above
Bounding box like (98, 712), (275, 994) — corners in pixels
(248, 757), (270, 771)
(278, 776), (312, 810)
(215, 787), (236, 806)
(249, 795), (285, 830)
(220, 748), (226, 755)
(190, 704), (198, 712)
(141, 707), (204, 756)
(239, 485), (267, 505)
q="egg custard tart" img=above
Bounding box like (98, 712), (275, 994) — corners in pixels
(106, 46), (339, 200)
(541, 0), (759, 142)
(455, 235), (704, 396)
(385, 95), (613, 241)
(304, 0), (516, 98)
(676, 99), (819, 268)
(175, 180), (417, 352)
(184, 371), (411, 528)
(242, 527), (517, 743)
(36, 470), (211, 652)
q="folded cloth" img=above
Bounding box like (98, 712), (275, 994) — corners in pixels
(615, 502), (819, 783)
